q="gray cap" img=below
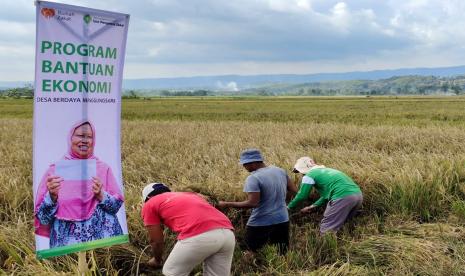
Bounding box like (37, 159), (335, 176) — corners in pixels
(239, 148), (264, 165)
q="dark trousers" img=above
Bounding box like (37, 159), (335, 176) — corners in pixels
(245, 221), (289, 255)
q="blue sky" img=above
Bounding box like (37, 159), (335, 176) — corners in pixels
(1, 0), (465, 81)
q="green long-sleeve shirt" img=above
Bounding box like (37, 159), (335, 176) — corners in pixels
(288, 167), (361, 209)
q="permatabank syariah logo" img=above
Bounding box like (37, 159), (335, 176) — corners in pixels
(83, 14), (92, 24)
(41, 8), (55, 19)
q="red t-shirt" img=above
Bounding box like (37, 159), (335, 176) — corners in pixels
(141, 192), (234, 240)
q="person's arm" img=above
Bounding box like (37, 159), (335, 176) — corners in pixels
(218, 175), (261, 209)
(97, 191), (123, 214)
(146, 224), (164, 268)
(92, 176), (104, 202)
(312, 197), (327, 208)
(218, 192), (260, 209)
(94, 170), (124, 214)
(46, 175), (62, 202)
(301, 195), (326, 213)
(287, 175), (298, 194)
(287, 176), (315, 209)
(36, 193), (58, 225)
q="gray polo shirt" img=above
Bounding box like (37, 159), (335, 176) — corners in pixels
(244, 166), (289, 226)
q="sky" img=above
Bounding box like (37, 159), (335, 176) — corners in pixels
(1, 0), (465, 81)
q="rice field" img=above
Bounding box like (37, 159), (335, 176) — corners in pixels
(1, 96), (465, 275)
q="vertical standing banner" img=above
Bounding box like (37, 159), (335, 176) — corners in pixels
(33, 1), (130, 259)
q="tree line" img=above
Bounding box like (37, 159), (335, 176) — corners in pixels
(2, 75), (465, 98)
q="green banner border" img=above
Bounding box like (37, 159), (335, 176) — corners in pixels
(36, 234), (129, 259)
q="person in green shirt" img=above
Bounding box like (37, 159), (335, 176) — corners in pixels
(288, 157), (363, 234)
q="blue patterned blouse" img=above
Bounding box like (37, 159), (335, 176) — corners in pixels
(36, 192), (124, 248)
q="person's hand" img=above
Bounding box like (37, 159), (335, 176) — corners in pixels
(92, 176), (104, 202)
(300, 205), (317, 214)
(217, 201), (227, 208)
(147, 257), (163, 269)
(46, 175), (63, 202)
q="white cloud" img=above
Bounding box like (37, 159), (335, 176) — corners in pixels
(150, 22), (167, 33)
(296, 0), (312, 10)
(147, 47), (161, 57)
(0, 20), (34, 39)
(0, 45), (33, 58)
(387, 0), (465, 49)
(1, 0), (465, 81)
(331, 2), (347, 16)
(265, 0), (313, 13)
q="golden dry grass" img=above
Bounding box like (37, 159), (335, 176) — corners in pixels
(1, 97), (465, 275)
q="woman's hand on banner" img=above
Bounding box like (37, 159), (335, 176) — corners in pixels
(92, 176), (104, 201)
(46, 175), (63, 202)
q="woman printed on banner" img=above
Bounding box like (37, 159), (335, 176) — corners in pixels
(34, 120), (124, 248)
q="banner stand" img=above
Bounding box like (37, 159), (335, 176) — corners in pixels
(78, 251), (88, 275)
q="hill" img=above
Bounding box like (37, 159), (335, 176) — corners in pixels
(243, 75), (465, 96)
(2, 65), (465, 96)
(121, 65), (465, 91)
(2, 65), (465, 91)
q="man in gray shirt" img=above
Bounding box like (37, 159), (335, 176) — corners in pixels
(218, 149), (297, 254)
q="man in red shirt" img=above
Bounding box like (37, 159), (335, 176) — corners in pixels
(141, 183), (235, 276)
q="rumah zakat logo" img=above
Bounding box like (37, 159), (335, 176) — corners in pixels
(41, 8), (55, 19)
